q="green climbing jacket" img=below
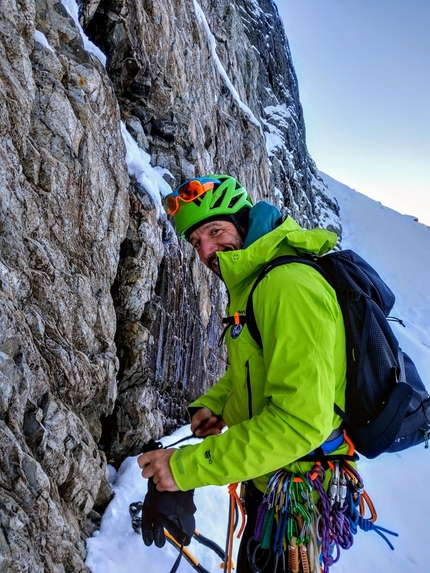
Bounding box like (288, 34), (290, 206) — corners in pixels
(170, 204), (348, 492)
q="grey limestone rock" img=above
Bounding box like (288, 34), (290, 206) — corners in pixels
(0, 0), (341, 570)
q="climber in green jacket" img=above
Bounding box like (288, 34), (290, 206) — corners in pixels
(138, 174), (350, 571)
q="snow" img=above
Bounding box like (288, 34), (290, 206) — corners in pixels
(34, 30), (54, 53)
(120, 122), (173, 217)
(192, 0), (263, 133)
(86, 429), (232, 573)
(86, 175), (430, 573)
(321, 172), (430, 335)
(247, 0), (265, 20)
(263, 104), (295, 158)
(59, 0), (107, 66)
(265, 104), (292, 128)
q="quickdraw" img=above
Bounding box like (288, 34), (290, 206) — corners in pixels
(248, 437), (398, 573)
(251, 469), (316, 573)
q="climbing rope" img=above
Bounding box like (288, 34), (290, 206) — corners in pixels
(248, 435), (398, 573)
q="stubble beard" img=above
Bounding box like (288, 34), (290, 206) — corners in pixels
(208, 236), (244, 277)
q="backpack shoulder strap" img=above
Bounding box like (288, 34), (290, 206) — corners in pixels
(246, 255), (324, 348)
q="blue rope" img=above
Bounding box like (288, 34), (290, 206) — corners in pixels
(356, 517), (398, 551)
(345, 487), (398, 550)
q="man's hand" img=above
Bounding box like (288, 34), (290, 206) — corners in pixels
(191, 407), (225, 437)
(137, 448), (179, 491)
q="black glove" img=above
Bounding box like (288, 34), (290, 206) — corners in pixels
(141, 478), (166, 548)
(157, 485), (196, 547)
(141, 478), (196, 548)
(135, 437), (197, 549)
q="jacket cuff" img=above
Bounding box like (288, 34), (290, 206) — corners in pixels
(170, 446), (204, 491)
(188, 397), (223, 417)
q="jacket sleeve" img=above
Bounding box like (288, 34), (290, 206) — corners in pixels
(170, 263), (345, 490)
(188, 368), (233, 416)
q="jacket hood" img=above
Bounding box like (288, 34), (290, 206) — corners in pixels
(242, 201), (283, 248)
(218, 202), (338, 290)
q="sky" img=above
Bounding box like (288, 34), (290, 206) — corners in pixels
(276, 1), (430, 226)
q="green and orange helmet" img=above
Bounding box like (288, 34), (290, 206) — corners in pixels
(165, 174), (253, 240)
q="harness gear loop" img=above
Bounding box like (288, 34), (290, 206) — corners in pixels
(343, 429), (356, 455)
(228, 483), (246, 537)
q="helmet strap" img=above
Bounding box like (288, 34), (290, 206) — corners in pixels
(229, 208), (250, 240)
(229, 215), (247, 240)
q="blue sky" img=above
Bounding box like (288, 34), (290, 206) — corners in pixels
(276, 1), (430, 225)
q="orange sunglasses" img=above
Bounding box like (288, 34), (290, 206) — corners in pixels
(165, 180), (216, 215)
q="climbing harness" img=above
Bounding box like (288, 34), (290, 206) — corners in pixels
(133, 431), (398, 572)
(247, 436), (398, 572)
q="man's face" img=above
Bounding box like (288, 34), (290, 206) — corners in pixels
(188, 220), (243, 276)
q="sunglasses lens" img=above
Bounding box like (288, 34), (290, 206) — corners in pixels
(166, 194), (179, 214)
(166, 180), (216, 214)
(179, 180), (202, 201)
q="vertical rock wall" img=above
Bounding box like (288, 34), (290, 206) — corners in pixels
(1, 0), (129, 570)
(0, 0), (341, 570)
(84, 0), (340, 464)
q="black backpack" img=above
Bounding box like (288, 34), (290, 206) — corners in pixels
(245, 249), (430, 459)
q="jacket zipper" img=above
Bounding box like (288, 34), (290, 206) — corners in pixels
(245, 360), (253, 419)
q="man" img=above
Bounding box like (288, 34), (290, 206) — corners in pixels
(138, 174), (349, 571)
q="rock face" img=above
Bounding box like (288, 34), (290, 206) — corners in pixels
(0, 0), (340, 570)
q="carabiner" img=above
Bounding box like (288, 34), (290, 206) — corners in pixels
(328, 462), (339, 507)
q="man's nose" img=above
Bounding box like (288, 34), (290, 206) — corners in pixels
(199, 239), (215, 262)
